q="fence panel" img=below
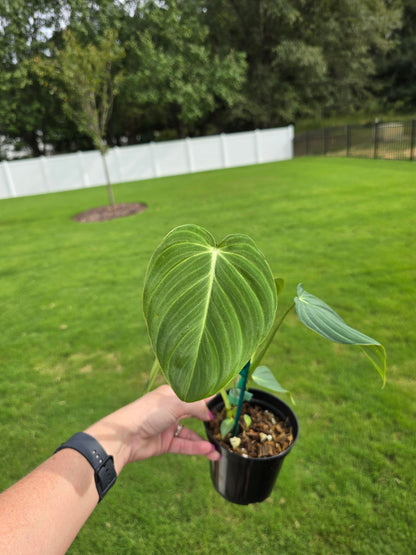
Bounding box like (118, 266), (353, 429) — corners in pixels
(326, 127), (348, 156)
(46, 152), (88, 193)
(111, 144), (154, 183)
(153, 139), (189, 177)
(375, 121), (413, 161)
(6, 158), (47, 197)
(294, 119), (416, 162)
(258, 127), (294, 161)
(223, 131), (258, 167)
(188, 135), (224, 172)
(349, 124), (374, 158)
(0, 126), (293, 200)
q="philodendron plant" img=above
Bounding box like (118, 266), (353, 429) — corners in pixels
(143, 224), (386, 438)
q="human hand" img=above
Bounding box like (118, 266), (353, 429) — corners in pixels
(85, 385), (220, 473)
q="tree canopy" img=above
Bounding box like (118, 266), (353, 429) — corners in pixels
(0, 0), (410, 158)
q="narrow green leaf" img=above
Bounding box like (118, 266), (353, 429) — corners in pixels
(294, 284), (386, 385)
(251, 366), (294, 403)
(274, 277), (285, 296)
(243, 414), (252, 429)
(221, 418), (235, 438)
(143, 224), (277, 401)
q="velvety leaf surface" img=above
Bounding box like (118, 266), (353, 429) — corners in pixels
(251, 365), (294, 403)
(294, 284), (386, 385)
(143, 224), (277, 401)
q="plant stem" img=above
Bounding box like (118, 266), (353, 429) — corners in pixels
(100, 149), (115, 208)
(232, 360), (251, 437)
(220, 388), (232, 411)
(144, 358), (160, 393)
(250, 301), (295, 371)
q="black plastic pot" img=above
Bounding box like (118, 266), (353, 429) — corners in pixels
(205, 388), (299, 505)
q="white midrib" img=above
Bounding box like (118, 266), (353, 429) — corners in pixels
(185, 247), (218, 396)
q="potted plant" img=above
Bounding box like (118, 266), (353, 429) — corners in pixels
(142, 224), (386, 504)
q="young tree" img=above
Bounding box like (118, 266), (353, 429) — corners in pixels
(33, 28), (124, 206)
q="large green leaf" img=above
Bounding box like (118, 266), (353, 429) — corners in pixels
(294, 284), (386, 385)
(143, 225), (277, 401)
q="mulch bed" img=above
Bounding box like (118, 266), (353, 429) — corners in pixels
(207, 402), (294, 458)
(72, 203), (147, 222)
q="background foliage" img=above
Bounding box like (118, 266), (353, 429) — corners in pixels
(0, 0), (413, 157)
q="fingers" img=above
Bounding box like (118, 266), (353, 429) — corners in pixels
(177, 399), (214, 423)
(169, 426), (221, 461)
(155, 385), (217, 426)
(174, 425), (205, 442)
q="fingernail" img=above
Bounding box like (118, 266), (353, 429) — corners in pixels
(211, 445), (222, 460)
(208, 410), (214, 421)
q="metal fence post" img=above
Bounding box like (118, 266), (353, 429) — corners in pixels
(410, 119), (416, 162)
(373, 122), (379, 159)
(346, 125), (351, 156)
(323, 128), (328, 155)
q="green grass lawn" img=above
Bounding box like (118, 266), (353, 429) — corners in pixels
(1, 157), (415, 554)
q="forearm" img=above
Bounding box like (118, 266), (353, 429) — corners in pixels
(0, 449), (100, 554)
(0, 386), (217, 553)
(0, 415), (131, 555)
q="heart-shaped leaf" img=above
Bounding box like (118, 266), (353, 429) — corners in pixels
(294, 284), (386, 385)
(143, 225), (277, 401)
(251, 365), (294, 403)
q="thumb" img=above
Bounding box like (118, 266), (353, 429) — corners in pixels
(179, 398), (214, 423)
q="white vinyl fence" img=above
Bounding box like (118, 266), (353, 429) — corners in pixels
(0, 126), (294, 199)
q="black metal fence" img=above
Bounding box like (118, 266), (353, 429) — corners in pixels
(294, 120), (416, 161)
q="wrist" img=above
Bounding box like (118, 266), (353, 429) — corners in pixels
(84, 421), (131, 474)
(54, 432), (117, 502)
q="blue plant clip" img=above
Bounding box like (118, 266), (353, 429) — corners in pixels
(232, 360), (251, 436)
(229, 388), (252, 405)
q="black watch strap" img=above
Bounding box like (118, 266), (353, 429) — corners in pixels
(54, 432), (117, 502)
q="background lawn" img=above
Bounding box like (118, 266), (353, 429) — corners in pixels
(1, 157), (415, 554)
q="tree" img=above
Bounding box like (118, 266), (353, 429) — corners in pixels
(200, 0), (402, 127)
(301, 0), (402, 116)
(33, 28), (125, 206)
(0, 0), (78, 156)
(0, 0), (406, 156)
(117, 0), (247, 139)
(0, 0), (126, 156)
(376, 0), (416, 112)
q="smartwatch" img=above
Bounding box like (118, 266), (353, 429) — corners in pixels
(54, 432), (117, 502)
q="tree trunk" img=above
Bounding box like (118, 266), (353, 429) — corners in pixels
(100, 150), (115, 208)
